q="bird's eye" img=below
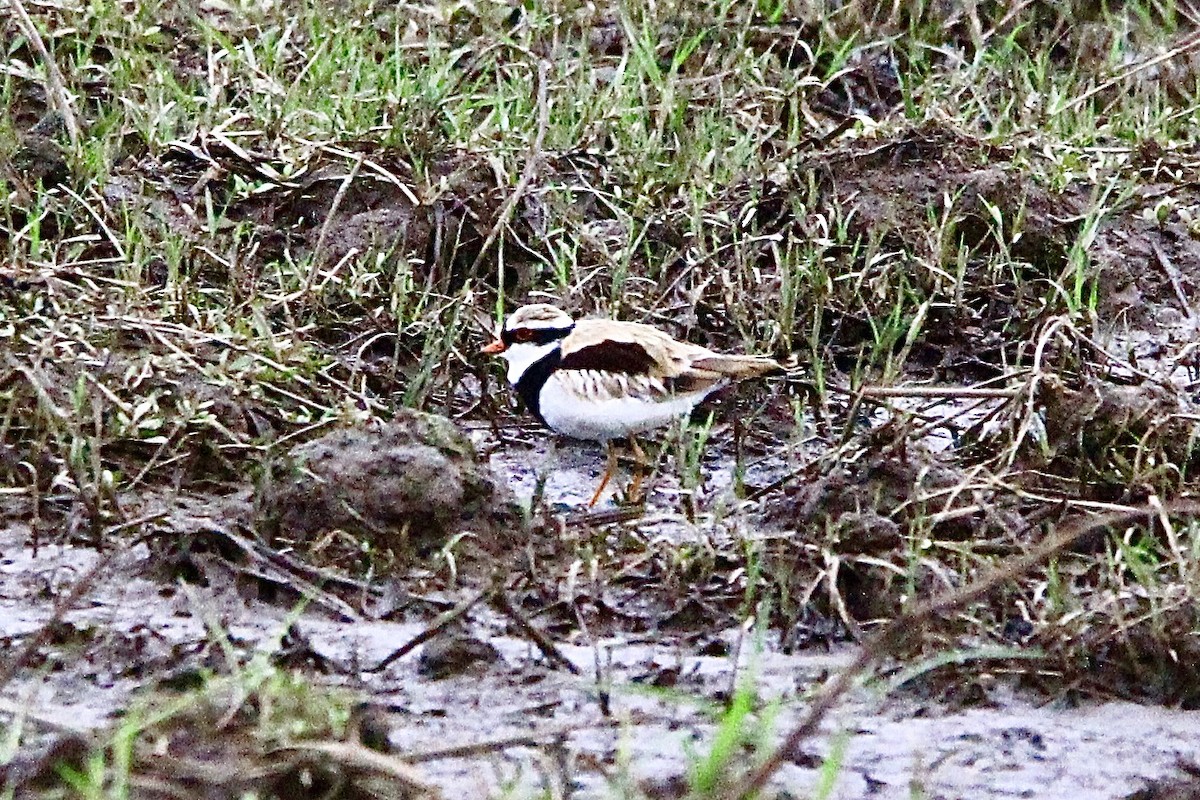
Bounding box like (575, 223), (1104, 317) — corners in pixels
(512, 328), (535, 343)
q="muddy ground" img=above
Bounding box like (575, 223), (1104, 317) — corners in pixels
(5, 1), (1200, 798)
(7, 442), (1200, 799)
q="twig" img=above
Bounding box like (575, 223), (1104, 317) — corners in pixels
(847, 385), (1020, 400)
(304, 152), (365, 295)
(269, 741), (441, 797)
(316, 143), (420, 205)
(1001, 314), (1067, 469)
(60, 185), (127, 262)
(977, 0), (1037, 46)
(726, 499), (1200, 800)
(491, 590), (580, 674)
(466, 59), (550, 280)
(572, 593), (611, 716)
(402, 720), (614, 763)
(563, 506), (645, 528)
(3, 352), (68, 422)
(367, 587), (491, 673)
(188, 526), (365, 623)
(1151, 241), (1195, 320)
(8, 0), (81, 148)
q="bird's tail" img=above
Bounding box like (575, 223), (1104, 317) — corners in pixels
(690, 354), (785, 380)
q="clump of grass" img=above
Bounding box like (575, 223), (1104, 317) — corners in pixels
(2, 606), (445, 800)
(20, 667), (367, 800)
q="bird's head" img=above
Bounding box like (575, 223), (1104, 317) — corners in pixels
(481, 304), (576, 382)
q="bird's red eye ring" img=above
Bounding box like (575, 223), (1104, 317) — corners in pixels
(512, 328), (535, 343)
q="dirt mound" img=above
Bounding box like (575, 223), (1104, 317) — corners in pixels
(1032, 375), (1200, 499)
(760, 433), (1026, 626)
(229, 150), (535, 295)
(257, 410), (523, 561)
(794, 124), (1076, 276)
(0, 677), (442, 800)
(764, 435), (1021, 548)
(687, 123), (1084, 379)
(1092, 179), (1200, 329)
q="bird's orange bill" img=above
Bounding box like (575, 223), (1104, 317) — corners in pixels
(481, 339), (507, 354)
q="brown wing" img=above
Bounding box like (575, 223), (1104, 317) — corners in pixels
(558, 339), (658, 374)
(562, 320), (701, 377)
(561, 319), (776, 394)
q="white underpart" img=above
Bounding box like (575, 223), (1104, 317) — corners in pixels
(500, 341), (559, 386)
(539, 372), (723, 441)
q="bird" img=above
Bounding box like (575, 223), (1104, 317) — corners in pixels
(481, 303), (783, 506)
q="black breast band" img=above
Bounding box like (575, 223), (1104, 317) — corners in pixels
(514, 348), (562, 425)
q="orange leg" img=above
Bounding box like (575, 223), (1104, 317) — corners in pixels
(624, 437), (647, 504)
(588, 443), (619, 507)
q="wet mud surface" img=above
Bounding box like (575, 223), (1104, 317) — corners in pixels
(5, 534), (1200, 800)
(6, 424), (1200, 798)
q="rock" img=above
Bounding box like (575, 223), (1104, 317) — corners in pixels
(257, 410), (522, 558)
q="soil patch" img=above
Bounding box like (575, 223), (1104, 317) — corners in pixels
(258, 410), (523, 563)
(1092, 179), (1200, 330)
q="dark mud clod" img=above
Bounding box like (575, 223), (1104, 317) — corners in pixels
(257, 410), (524, 562)
(1033, 375), (1200, 498)
(416, 631), (502, 680)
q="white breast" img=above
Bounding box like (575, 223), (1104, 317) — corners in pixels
(537, 371), (723, 441)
